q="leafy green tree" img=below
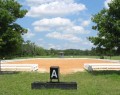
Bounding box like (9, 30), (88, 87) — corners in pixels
(50, 48), (58, 56)
(20, 40), (46, 57)
(21, 40), (34, 56)
(35, 46), (46, 56)
(0, 0), (27, 58)
(89, 0), (120, 57)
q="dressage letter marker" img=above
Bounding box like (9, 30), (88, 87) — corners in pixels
(50, 66), (59, 82)
(31, 66), (77, 90)
(51, 70), (57, 78)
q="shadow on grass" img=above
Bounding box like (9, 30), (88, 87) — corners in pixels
(0, 71), (20, 75)
(88, 71), (120, 75)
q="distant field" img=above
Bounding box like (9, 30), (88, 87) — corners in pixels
(0, 72), (120, 95)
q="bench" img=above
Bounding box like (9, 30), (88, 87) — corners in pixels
(1, 64), (38, 71)
(84, 63), (120, 71)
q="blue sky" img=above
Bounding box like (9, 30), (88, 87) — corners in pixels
(17, 0), (111, 50)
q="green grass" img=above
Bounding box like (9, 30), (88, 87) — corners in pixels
(108, 56), (120, 60)
(13, 55), (120, 60)
(0, 71), (120, 95)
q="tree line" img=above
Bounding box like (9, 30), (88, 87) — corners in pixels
(14, 40), (93, 57)
(14, 40), (119, 58)
(1, 38), (119, 58)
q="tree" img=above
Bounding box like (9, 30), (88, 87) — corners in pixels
(89, 0), (120, 58)
(0, 0), (27, 58)
(20, 40), (46, 57)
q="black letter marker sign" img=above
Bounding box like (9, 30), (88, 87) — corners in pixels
(50, 66), (59, 82)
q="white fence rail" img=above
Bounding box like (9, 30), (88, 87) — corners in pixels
(84, 63), (120, 71)
(1, 64), (38, 71)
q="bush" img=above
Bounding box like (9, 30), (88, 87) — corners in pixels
(100, 56), (104, 59)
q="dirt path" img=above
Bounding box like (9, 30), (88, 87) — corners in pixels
(6, 58), (113, 74)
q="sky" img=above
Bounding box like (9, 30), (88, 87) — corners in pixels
(17, 0), (112, 50)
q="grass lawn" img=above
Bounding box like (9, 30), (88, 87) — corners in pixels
(0, 71), (120, 95)
(13, 55), (120, 60)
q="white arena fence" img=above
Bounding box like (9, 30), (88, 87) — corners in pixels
(0, 64), (38, 72)
(84, 63), (120, 71)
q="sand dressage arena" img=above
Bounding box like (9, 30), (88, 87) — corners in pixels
(5, 58), (115, 74)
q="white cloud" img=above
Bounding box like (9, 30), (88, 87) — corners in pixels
(81, 20), (91, 27)
(38, 38), (44, 41)
(23, 0), (92, 50)
(104, 0), (112, 8)
(32, 17), (90, 43)
(35, 37), (93, 50)
(47, 43), (61, 49)
(32, 17), (89, 34)
(34, 26), (50, 32)
(46, 32), (82, 43)
(83, 41), (93, 46)
(38, 43), (61, 49)
(26, 0), (86, 17)
(32, 17), (72, 32)
(59, 42), (92, 50)
(26, 0), (74, 6)
(71, 26), (90, 34)
(23, 29), (35, 38)
(32, 17), (72, 27)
